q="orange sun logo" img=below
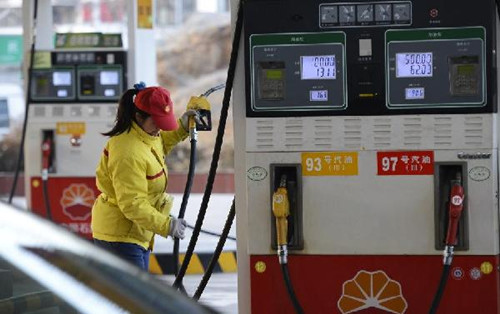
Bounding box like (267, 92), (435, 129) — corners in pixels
(338, 270), (408, 314)
(60, 184), (95, 221)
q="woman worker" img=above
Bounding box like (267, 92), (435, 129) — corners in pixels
(91, 82), (196, 271)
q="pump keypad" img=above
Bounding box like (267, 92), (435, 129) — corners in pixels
(320, 1), (412, 28)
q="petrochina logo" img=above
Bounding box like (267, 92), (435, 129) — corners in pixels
(338, 270), (408, 314)
(60, 184), (95, 221)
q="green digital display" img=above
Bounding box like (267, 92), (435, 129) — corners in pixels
(457, 64), (475, 75)
(266, 69), (283, 80)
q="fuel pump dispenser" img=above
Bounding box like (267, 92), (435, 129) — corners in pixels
(25, 45), (127, 239)
(231, 0), (499, 313)
(22, 1), (158, 239)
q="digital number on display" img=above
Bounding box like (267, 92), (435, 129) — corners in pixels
(310, 90), (328, 101)
(396, 52), (433, 78)
(405, 87), (425, 100)
(301, 55), (336, 80)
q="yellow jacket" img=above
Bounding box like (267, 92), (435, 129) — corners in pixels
(91, 121), (188, 249)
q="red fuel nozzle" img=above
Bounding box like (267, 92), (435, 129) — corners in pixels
(41, 137), (52, 171)
(445, 174), (464, 246)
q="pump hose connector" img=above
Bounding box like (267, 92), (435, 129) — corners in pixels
(189, 119), (198, 141)
(443, 245), (454, 266)
(278, 244), (288, 265)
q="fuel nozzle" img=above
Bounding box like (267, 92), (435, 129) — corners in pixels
(186, 94), (213, 140)
(272, 175), (290, 264)
(443, 172), (465, 265)
(41, 136), (53, 181)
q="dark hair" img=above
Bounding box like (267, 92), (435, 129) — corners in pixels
(102, 88), (150, 137)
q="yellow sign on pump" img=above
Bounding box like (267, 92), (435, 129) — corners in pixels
(302, 152), (358, 176)
(56, 122), (86, 135)
(137, 0), (153, 29)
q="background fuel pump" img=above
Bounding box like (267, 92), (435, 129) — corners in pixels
(26, 46), (127, 237)
(231, 0), (499, 313)
(21, 1), (158, 239)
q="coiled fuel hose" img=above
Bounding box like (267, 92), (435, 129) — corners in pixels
(8, 0), (39, 206)
(172, 0), (243, 292)
(172, 118), (197, 294)
(172, 83), (226, 294)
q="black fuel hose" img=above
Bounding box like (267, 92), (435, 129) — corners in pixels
(172, 0), (243, 289)
(42, 178), (52, 220)
(496, 0), (500, 22)
(281, 263), (304, 314)
(430, 3), (497, 311)
(8, 0), (38, 205)
(186, 223), (236, 241)
(429, 264), (451, 314)
(193, 199), (235, 300)
(173, 137), (197, 294)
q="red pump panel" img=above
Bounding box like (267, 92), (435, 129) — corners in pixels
(30, 177), (98, 239)
(250, 255), (500, 314)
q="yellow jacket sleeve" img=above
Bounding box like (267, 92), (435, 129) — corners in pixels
(110, 154), (170, 237)
(161, 118), (189, 155)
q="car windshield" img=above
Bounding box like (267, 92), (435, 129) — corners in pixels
(0, 202), (216, 314)
(0, 254), (81, 314)
(0, 245), (216, 314)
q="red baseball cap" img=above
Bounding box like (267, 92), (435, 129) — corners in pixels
(134, 86), (178, 131)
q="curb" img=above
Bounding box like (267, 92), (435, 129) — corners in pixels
(149, 251), (237, 275)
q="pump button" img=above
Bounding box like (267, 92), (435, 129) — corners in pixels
(375, 4), (392, 22)
(357, 5), (374, 22)
(393, 3), (411, 22)
(320, 6), (338, 23)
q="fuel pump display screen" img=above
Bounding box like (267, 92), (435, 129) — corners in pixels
(310, 90), (328, 101)
(301, 55), (336, 80)
(405, 87), (425, 99)
(31, 68), (76, 101)
(77, 66), (123, 101)
(100, 71), (119, 85)
(396, 53), (433, 78)
(386, 27), (485, 108)
(250, 32), (346, 112)
(53, 71), (72, 86)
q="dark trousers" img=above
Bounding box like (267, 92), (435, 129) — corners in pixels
(93, 239), (150, 271)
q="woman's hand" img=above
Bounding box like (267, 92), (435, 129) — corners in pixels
(180, 110), (201, 131)
(169, 217), (187, 239)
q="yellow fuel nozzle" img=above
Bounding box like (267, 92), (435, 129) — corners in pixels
(187, 96), (212, 132)
(187, 96), (211, 111)
(272, 175), (290, 247)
